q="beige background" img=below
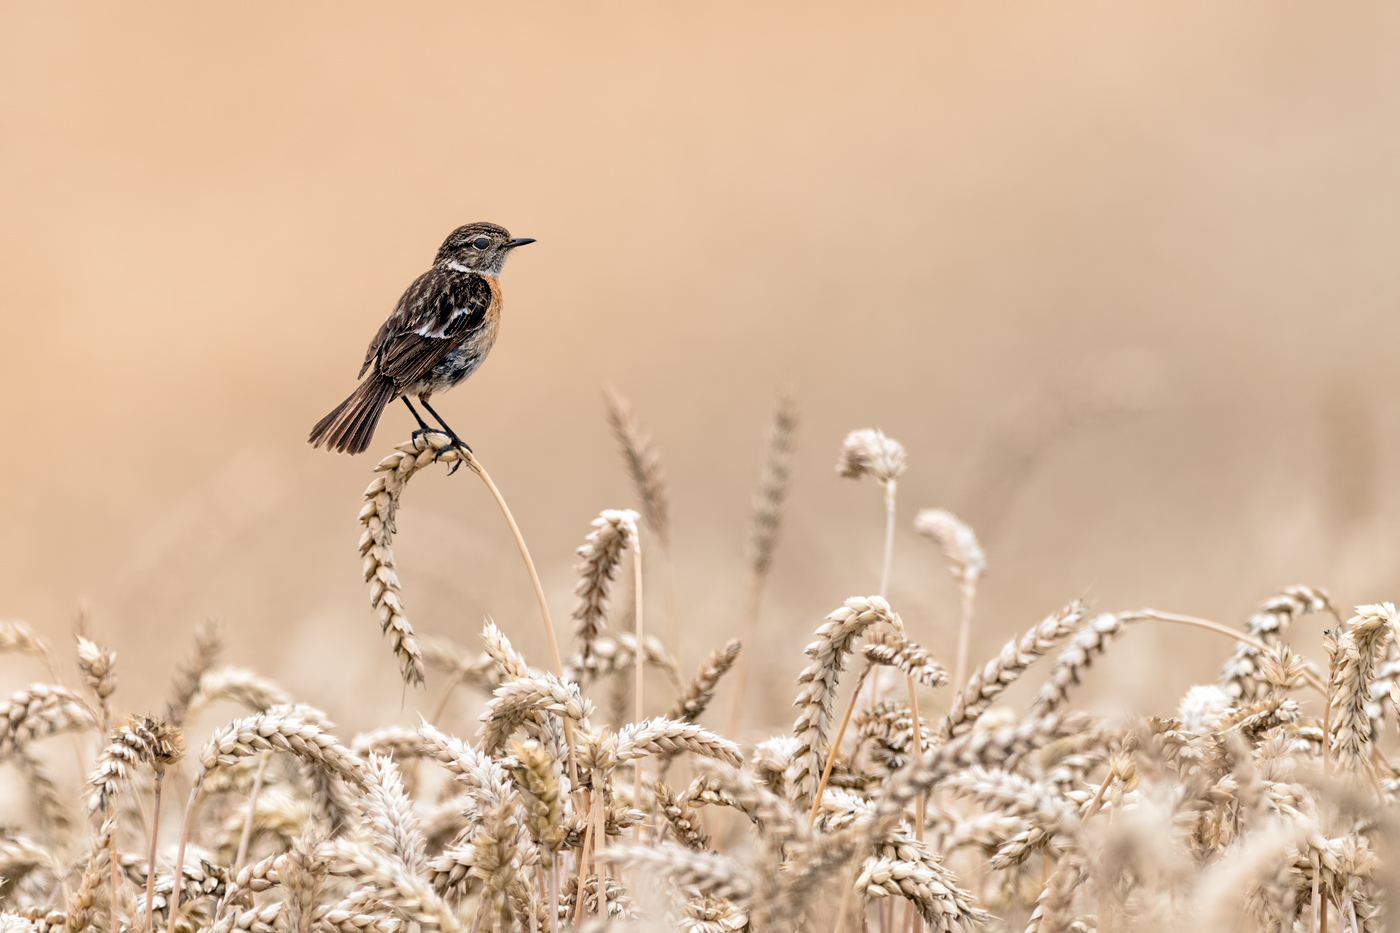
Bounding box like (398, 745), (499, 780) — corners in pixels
(1, 2), (1398, 739)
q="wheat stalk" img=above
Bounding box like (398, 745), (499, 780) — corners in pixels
(914, 508), (985, 692)
(727, 393), (798, 738)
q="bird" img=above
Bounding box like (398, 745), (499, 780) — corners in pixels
(308, 222), (535, 458)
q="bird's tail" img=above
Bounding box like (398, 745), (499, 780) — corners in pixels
(308, 374), (396, 454)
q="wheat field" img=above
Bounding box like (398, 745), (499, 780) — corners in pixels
(0, 402), (1393, 933)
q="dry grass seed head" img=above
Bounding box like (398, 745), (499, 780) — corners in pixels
(836, 429), (905, 485)
(669, 639), (742, 723)
(479, 620), (530, 682)
(420, 638), (500, 694)
(186, 668), (292, 726)
(913, 508), (986, 588)
(0, 622), (58, 680)
(323, 839), (460, 933)
(567, 631), (681, 690)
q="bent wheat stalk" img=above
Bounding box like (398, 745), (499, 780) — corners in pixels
(364, 434), (579, 781)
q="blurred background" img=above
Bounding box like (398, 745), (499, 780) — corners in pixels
(2, 2), (1399, 741)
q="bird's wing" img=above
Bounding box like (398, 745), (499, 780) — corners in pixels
(363, 269), (495, 390)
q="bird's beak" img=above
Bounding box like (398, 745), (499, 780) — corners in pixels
(506, 237), (536, 249)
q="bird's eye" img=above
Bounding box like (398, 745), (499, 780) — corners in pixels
(472, 236), (491, 250)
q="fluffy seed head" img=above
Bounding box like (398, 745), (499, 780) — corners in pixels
(837, 429), (905, 484)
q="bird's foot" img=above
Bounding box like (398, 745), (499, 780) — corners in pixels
(430, 434), (473, 474)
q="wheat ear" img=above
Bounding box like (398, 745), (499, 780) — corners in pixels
(360, 754), (425, 874)
(165, 706), (364, 933)
(165, 618), (223, 727)
(1218, 586), (1335, 703)
(480, 673), (591, 757)
(937, 602), (1087, 741)
(0, 686), (97, 760)
(323, 840), (461, 933)
(74, 637), (116, 738)
(570, 509), (639, 665)
(788, 597), (897, 805)
(1329, 603), (1396, 770)
(0, 620), (61, 683)
(671, 639), (742, 723)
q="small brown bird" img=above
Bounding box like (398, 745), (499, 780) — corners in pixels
(309, 222), (535, 457)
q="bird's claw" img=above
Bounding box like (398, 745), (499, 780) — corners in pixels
(429, 434), (473, 474)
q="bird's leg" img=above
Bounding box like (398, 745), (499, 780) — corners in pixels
(403, 397), (434, 436)
(418, 396), (472, 474)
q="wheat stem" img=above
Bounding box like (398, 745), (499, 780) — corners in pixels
(144, 770), (164, 933)
(164, 777), (204, 933)
(868, 480), (898, 712)
(633, 538), (646, 843)
(808, 664), (873, 825)
(428, 668), (466, 726)
(108, 804), (119, 933)
(234, 752), (271, 872)
(573, 790), (596, 922)
(952, 585), (974, 701)
(461, 446), (581, 789)
(725, 570), (766, 741)
(1125, 610), (1326, 694)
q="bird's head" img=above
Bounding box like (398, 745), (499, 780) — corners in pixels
(435, 222), (535, 276)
